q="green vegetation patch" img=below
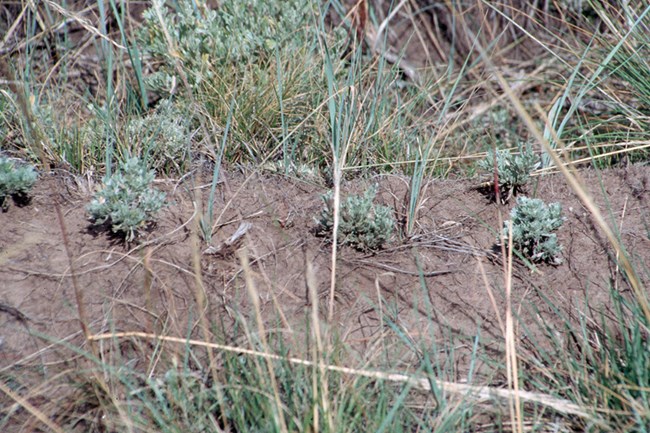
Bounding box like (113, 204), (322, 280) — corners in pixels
(502, 196), (565, 264)
(140, 0), (311, 93)
(87, 157), (166, 242)
(317, 185), (395, 251)
(479, 146), (540, 202)
(0, 156), (37, 210)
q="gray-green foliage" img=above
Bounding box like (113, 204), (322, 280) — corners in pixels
(0, 156), (37, 209)
(140, 0), (310, 93)
(126, 99), (190, 173)
(317, 185), (395, 251)
(87, 157), (166, 242)
(502, 196), (565, 264)
(479, 147), (540, 201)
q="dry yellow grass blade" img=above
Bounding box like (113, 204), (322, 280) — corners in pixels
(238, 249), (289, 433)
(534, 141), (650, 175)
(40, 0), (125, 50)
(0, 379), (66, 433)
(504, 221), (524, 433)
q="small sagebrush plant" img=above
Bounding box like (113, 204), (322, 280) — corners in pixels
(479, 147), (540, 202)
(126, 99), (190, 173)
(87, 157), (166, 242)
(0, 156), (37, 210)
(502, 196), (565, 264)
(317, 185), (395, 251)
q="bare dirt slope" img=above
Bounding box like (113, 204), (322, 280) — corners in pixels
(1, 165), (649, 377)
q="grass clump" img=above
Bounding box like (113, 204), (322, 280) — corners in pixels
(529, 284), (650, 431)
(317, 185), (395, 251)
(502, 196), (565, 264)
(479, 147), (540, 202)
(87, 157), (166, 242)
(0, 156), (37, 210)
(140, 0), (310, 94)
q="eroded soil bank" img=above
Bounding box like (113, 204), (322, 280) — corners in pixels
(1, 165), (649, 379)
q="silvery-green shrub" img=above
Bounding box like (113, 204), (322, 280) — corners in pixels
(140, 0), (310, 93)
(126, 99), (190, 173)
(479, 147), (540, 201)
(0, 156), (37, 210)
(502, 196), (565, 264)
(88, 157), (166, 242)
(317, 185), (395, 251)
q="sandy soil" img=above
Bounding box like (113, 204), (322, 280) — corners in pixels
(1, 165), (648, 382)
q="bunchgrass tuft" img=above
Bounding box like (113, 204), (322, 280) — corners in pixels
(524, 281), (650, 431)
(140, 0), (311, 94)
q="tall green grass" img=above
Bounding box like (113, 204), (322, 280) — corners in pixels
(519, 281), (650, 431)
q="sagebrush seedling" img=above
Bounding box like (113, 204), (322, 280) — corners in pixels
(87, 157), (166, 242)
(479, 147), (540, 202)
(0, 156), (37, 210)
(126, 99), (191, 174)
(502, 196), (565, 264)
(317, 185), (395, 251)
